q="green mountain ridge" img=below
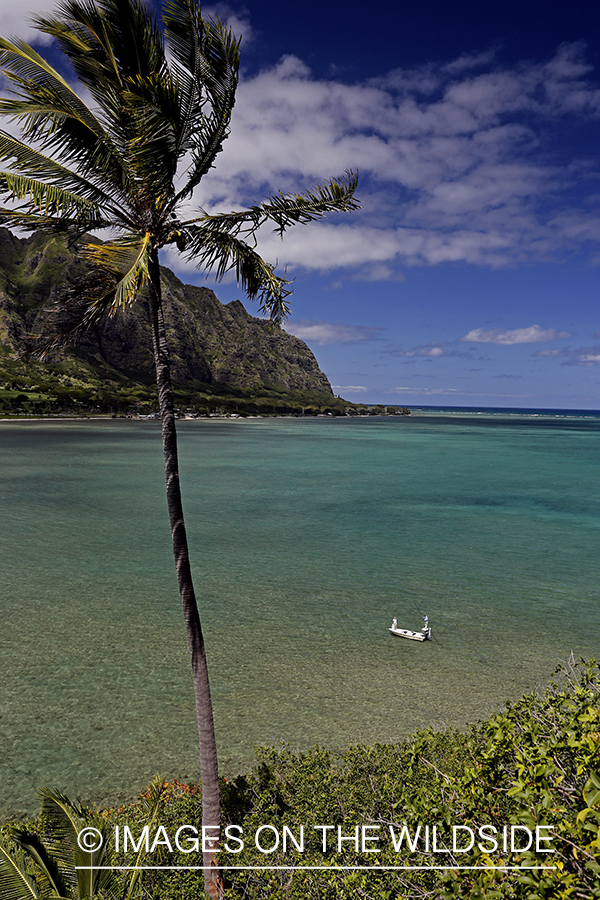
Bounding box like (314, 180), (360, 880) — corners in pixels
(0, 228), (347, 415)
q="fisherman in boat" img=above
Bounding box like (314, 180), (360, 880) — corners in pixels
(392, 616), (398, 631)
(422, 614), (429, 632)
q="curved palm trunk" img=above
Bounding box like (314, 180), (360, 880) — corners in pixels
(147, 250), (221, 900)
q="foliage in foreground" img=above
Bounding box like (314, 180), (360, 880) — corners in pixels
(0, 788), (115, 900)
(2, 658), (598, 900)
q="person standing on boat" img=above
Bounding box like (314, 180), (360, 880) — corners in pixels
(392, 616), (398, 630)
(422, 614), (429, 630)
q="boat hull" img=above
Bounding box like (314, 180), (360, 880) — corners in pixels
(389, 627), (431, 642)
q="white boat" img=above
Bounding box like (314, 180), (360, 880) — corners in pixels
(389, 625), (431, 641)
(389, 615), (431, 641)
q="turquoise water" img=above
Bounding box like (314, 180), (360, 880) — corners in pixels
(1, 412), (599, 818)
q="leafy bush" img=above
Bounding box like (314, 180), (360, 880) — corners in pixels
(3, 659), (598, 899)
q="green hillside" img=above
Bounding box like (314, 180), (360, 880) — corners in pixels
(0, 228), (375, 416)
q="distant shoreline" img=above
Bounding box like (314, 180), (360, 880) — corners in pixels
(1, 405), (600, 424)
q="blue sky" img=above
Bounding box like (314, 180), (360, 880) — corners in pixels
(3, 0), (600, 408)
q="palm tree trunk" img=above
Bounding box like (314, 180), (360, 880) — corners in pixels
(147, 249), (221, 900)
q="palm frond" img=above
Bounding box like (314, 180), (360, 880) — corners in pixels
(33, 0), (171, 180)
(33, 0), (166, 95)
(163, 0), (202, 74)
(184, 226), (292, 323)
(38, 234), (152, 354)
(184, 170), (360, 238)
(0, 36), (100, 136)
(33, 0), (126, 96)
(123, 777), (168, 900)
(0, 845), (42, 900)
(8, 831), (67, 899)
(173, 16), (240, 201)
(0, 172), (96, 219)
(38, 787), (83, 866)
(36, 789), (114, 900)
(163, 0), (203, 157)
(38, 268), (118, 353)
(0, 36), (130, 199)
(118, 82), (180, 195)
(81, 232), (152, 313)
(0, 131), (125, 216)
(0, 206), (110, 234)
(33, 2), (190, 205)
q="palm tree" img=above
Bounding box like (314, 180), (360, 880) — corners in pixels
(0, 1), (358, 896)
(0, 780), (168, 900)
(0, 788), (115, 900)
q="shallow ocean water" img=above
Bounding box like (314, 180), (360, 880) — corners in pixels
(1, 412), (599, 818)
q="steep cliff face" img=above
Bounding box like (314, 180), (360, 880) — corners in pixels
(0, 228), (332, 395)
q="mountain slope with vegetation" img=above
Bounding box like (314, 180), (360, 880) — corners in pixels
(0, 228), (341, 415)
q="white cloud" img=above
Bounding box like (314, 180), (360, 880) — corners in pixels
(3, 4), (600, 281)
(202, 4), (254, 44)
(461, 325), (572, 344)
(195, 41), (600, 275)
(331, 384), (368, 392)
(0, 1), (56, 44)
(533, 348), (571, 358)
(283, 320), (383, 345)
(391, 387), (460, 395)
(351, 263), (405, 282)
(389, 386), (529, 399)
(392, 341), (471, 359)
(442, 49), (498, 75)
(534, 345), (600, 365)
(0, 0), (255, 46)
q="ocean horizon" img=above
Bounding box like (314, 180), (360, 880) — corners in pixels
(386, 404), (600, 417)
(1, 407), (599, 818)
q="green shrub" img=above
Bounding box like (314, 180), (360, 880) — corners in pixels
(3, 660), (598, 899)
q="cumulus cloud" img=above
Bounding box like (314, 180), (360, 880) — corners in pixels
(202, 4), (254, 43)
(442, 49), (498, 75)
(195, 40), (600, 275)
(392, 341), (472, 358)
(331, 384), (368, 393)
(0, 0), (254, 45)
(283, 320), (383, 345)
(532, 347), (572, 358)
(534, 345), (600, 365)
(577, 349), (600, 364)
(460, 324), (572, 344)
(0, 1), (57, 44)
(351, 263), (406, 282)
(3, 3), (600, 281)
